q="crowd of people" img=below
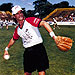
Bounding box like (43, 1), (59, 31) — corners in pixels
(54, 12), (75, 22)
(0, 19), (16, 29)
(0, 11), (16, 29)
(0, 10), (75, 30)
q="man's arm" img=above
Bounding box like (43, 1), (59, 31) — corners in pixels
(7, 38), (16, 48)
(40, 21), (53, 32)
(4, 38), (16, 57)
(40, 20), (56, 40)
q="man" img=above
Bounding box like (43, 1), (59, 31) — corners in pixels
(3, 5), (57, 75)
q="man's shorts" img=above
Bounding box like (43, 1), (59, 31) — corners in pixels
(23, 43), (49, 73)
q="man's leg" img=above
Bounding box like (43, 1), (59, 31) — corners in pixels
(24, 72), (31, 75)
(6, 25), (9, 30)
(38, 71), (45, 75)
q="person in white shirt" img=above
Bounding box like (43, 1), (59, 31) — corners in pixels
(3, 5), (57, 75)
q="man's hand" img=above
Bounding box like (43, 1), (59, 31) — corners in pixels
(3, 50), (10, 60)
(54, 36), (73, 51)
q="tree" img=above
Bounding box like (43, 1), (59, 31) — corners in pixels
(59, 1), (69, 8)
(0, 3), (13, 12)
(53, 1), (69, 8)
(27, 10), (35, 17)
(33, 0), (52, 18)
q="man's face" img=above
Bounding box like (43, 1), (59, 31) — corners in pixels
(14, 10), (24, 21)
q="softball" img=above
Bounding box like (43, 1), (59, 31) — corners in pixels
(4, 55), (10, 60)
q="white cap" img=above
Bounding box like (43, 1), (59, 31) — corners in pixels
(12, 5), (22, 15)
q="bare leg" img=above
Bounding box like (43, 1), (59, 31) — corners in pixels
(6, 25), (9, 30)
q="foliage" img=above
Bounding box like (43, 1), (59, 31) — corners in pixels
(53, 1), (69, 9)
(33, 0), (53, 18)
(0, 3), (13, 12)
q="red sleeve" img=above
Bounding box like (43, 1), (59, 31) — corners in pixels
(13, 26), (19, 40)
(26, 17), (42, 27)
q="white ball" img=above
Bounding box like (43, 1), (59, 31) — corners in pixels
(4, 55), (10, 60)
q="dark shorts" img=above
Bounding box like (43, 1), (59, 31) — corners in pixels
(23, 43), (49, 73)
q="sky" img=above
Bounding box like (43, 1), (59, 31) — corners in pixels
(0, 0), (75, 11)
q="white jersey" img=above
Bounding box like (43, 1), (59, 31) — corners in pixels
(13, 17), (43, 48)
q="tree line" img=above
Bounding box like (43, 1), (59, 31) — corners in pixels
(0, 0), (75, 19)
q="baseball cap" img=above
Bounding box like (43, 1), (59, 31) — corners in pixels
(12, 5), (22, 15)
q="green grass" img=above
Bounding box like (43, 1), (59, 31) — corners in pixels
(0, 26), (75, 75)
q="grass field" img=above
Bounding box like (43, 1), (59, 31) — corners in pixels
(0, 25), (75, 75)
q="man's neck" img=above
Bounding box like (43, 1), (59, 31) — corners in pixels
(18, 18), (25, 28)
(19, 20), (24, 25)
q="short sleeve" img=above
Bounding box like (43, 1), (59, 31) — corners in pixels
(13, 26), (19, 40)
(26, 17), (42, 27)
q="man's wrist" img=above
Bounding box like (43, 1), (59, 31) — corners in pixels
(49, 31), (56, 40)
(49, 31), (55, 37)
(5, 47), (9, 51)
